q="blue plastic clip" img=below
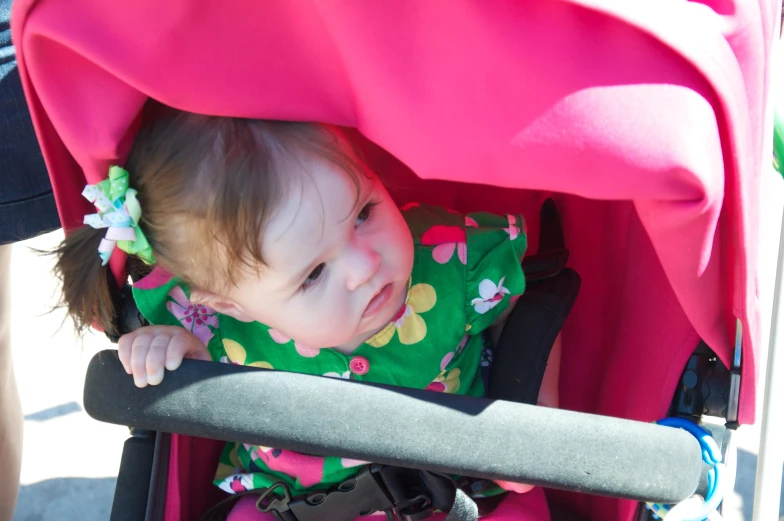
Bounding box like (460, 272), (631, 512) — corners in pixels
(646, 418), (726, 521)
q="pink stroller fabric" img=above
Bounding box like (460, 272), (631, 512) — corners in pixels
(11, 1), (779, 520)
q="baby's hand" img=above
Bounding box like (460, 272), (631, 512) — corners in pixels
(118, 326), (211, 388)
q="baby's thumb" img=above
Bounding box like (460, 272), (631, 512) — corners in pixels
(186, 338), (212, 362)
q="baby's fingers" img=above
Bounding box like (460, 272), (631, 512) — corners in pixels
(117, 330), (138, 375)
(165, 332), (210, 372)
(145, 334), (171, 386)
(130, 333), (153, 388)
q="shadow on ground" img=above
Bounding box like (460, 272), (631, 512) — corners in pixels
(24, 401), (81, 422)
(734, 448), (784, 520)
(15, 477), (116, 521)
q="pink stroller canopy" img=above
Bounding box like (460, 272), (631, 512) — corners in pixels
(11, 1), (779, 517)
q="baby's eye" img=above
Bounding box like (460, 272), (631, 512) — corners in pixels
(302, 263), (325, 290)
(356, 202), (379, 226)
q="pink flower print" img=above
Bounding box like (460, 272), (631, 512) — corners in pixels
(504, 215), (521, 240)
(268, 329), (320, 358)
(341, 458), (369, 468)
(400, 202), (420, 211)
(252, 447), (325, 488)
(133, 266), (174, 290)
(425, 380), (447, 392)
(420, 217), (478, 265)
(166, 286), (218, 346)
(440, 352), (454, 371)
(425, 369), (461, 393)
(456, 334), (469, 355)
(471, 277), (510, 314)
(422, 225), (468, 265)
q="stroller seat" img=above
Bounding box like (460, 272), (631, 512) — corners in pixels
(84, 200), (710, 521)
(12, 1), (779, 519)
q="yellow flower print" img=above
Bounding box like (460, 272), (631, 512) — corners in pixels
(215, 444), (242, 481)
(221, 339), (273, 369)
(425, 369), (461, 393)
(366, 283), (437, 347)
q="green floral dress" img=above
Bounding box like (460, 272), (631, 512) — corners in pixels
(132, 204), (527, 498)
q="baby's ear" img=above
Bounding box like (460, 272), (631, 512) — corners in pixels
(189, 290), (255, 323)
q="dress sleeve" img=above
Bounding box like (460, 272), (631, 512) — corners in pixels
(464, 212), (527, 335)
(132, 268), (226, 361)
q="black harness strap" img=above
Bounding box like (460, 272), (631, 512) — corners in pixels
(199, 465), (484, 521)
(489, 198), (580, 404)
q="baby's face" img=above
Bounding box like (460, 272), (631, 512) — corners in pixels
(222, 154), (414, 352)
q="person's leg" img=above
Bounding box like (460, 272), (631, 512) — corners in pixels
(0, 243), (23, 521)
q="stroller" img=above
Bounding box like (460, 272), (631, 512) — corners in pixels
(11, 1), (783, 520)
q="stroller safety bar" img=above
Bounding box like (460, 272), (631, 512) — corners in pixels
(84, 351), (702, 504)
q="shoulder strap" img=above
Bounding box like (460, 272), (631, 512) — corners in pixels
(489, 199), (581, 404)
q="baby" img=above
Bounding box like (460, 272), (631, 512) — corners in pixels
(55, 102), (559, 521)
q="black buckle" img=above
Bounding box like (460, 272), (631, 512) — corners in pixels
(254, 465), (450, 521)
(397, 494), (435, 521)
(257, 482), (294, 520)
(287, 466), (396, 521)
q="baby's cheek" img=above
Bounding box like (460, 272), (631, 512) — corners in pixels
(296, 306), (355, 348)
(387, 223), (415, 276)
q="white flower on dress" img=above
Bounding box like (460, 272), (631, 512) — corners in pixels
(217, 473), (255, 494)
(323, 371), (351, 380)
(471, 277), (510, 314)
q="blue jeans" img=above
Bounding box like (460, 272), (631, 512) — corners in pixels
(0, 0), (60, 244)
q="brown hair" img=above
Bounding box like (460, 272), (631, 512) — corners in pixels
(54, 101), (368, 335)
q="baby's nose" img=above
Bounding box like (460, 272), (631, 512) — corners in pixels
(345, 245), (381, 292)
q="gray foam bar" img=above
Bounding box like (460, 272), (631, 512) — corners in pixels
(83, 350), (702, 504)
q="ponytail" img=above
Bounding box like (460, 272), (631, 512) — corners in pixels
(52, 226), (118, 335)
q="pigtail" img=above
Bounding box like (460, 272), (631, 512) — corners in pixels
(52, 226), (119, 335)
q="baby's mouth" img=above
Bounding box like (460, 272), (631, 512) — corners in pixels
(362, 283), (393, 319)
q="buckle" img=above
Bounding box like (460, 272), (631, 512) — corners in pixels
(254, 465), (454, 521)
(397, 494), (435, 521)
(288, 466), (395, 521)
(256, 482), (293, 521)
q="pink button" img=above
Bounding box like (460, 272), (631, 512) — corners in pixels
(349, 356), (370, 376)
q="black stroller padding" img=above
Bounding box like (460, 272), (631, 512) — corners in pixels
(491, 198), (579, 404)
(490, 268), (580, 404)
(84, 351), (702, 505)
(110, 432), (156, 521)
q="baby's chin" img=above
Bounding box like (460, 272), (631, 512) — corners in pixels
(302, 327), (368, 352)
(330, 316), (393, 353)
